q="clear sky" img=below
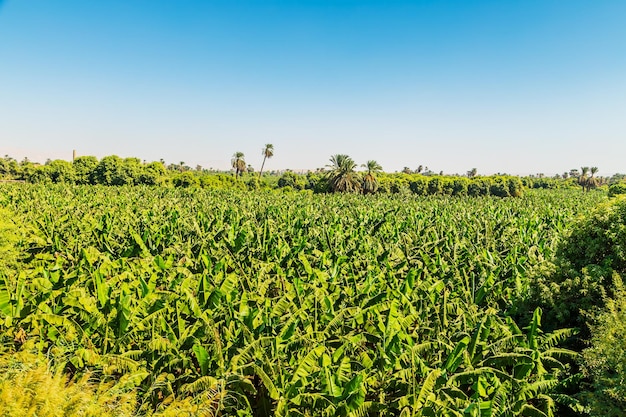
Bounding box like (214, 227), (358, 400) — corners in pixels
(1, 0), (625, 175)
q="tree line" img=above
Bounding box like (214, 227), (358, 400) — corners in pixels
(0, 151), (616, 198)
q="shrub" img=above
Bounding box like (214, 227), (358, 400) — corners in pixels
(608, 182), (626, 197)
(531, 196), (626, 330)
(581, 278), (626, 416)
(277, 172), (303, 190)
(173, 171), (199, 188)
(450, 177), (469, 196)
(408, 176), (429, 196)
(427, 177), (443, 195)
(507, 176), (524, 197)
(468, 178), (490, 197)
(246, 176), (260, 190)
(489, 177), (510, 197)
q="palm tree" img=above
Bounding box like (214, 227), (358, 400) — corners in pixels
(361, 160), (382, 194)
(258, 144), (274, 178)
(327, 154), (360, 193)
(587, 166), (599, 191)
(231, 152), (246, 178)
(579, 166), (590, 191)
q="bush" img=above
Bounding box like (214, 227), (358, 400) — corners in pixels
(507, 176), (524, 197)
(468, 178), (490, 197)
(608, 182), (626, 197)
(581, 278), (626, 416)
(173, 171), (199, 188)
(246, 175), (260, 190)
(408, 176), (428, 196)
(531, 196), (626, 330)
(450, 177), (469, 196)
(489, 177), (510, 197)
(277, 172), (303, 190)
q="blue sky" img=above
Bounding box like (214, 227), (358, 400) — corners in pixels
(1, 0), (625, 175)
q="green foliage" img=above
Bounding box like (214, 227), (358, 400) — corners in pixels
(581, 278), (626, 417)
(305, 172), (329, 193)
(73, 156), (99, 185)
(173, 171), (199, 188)
(327, 154), (361, 193)
(45, 159), (76, 183)
(0, 185), (603, 416)
(531, 196), (625, 330)
(407, 175), (524, 198)
(277, 171), (304, 190)
(608, 182), (626, 197)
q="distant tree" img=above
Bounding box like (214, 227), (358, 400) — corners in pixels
(417, 165), (423, 174)
(609, 173), (626, 184)
(361, 160), (382, 194)
(247, 164), (255, 174)
(231, 152), (246, 178)
(46, 160), (75, 183)
(579, 167), (591, 192)
(173, 171), (199, 188)
(73, 156), (98, 185)
(259, 144), (274, 178)
(327, 154), (360, 193)
(586, 167), (599, 191)
(563, 172), (569, 179)
(277, 171), (302, 190)
(93, 155), (126, 185)
(141, 161), (167, 185)
(402, 167), (412, 174)
(467, 168), (478, 178)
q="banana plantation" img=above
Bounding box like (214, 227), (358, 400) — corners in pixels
(0, 184), (611, 416)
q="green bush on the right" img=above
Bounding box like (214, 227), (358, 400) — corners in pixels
(608, 182), (626, 197)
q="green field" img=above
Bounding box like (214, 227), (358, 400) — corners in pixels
(0, 185), (613, 416)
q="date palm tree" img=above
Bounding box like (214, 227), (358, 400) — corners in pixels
(579, 166), (590, 191)
(231, 152), (246, 178)
(327, 154), (360, 193)
(258, 144), (274, 178)
(587, 166), (599, 191)
(361, 160), (382, 194)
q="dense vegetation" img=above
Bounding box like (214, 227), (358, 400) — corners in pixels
(0, 153), (571, 198)
(0, 183), (617, 416)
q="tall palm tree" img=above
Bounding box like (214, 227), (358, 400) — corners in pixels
(579, 166), (590, 191)
(587, 166), (599, 191)
(258, 144), (274, 178)
(327, 154), (360, 193)
(231, 152), (246, 178)
(361, 160), (382, 194)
